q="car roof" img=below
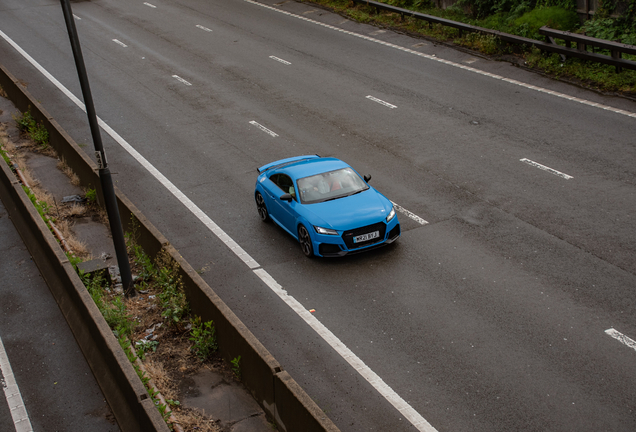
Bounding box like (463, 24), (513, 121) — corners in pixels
(278, 157), (350, 179)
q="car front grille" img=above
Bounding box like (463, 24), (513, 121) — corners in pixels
(342, 222), (386, 249)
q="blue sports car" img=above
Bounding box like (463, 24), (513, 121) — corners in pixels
(254, 155), (400, 257)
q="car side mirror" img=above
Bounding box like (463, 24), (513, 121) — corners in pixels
(364, 174), (372, 183)
(280, 193), (293, 202)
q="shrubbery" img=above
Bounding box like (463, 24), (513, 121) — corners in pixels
(514, 6), (580, 38)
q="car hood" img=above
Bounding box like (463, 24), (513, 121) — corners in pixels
(300, 189), (393, 230)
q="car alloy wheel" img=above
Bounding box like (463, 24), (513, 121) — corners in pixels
(255, 192), (269, 222)
(298, 225), (314, 257)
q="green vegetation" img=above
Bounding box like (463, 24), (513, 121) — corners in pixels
(189, 316), (218, 361)
(119, 336), (172, 423)
(67, 252), (84, 273)
(84, 273), (134, 338)
(231, 355), (242, 380)
(0, 144), (12, 167)
(304, 0), (636, 93)
(23, 185), (50, 224)
(14, 107), (49, 149)
(135, 339), (159, 360)
(154, 253), (190, 326)
(78, 246), (185, 427)
(85, 188), (97, 203)
(126, 221), (190, 326)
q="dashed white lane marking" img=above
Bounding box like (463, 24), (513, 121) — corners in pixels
(391, 201), (429, 225)
(0, 336), (34, 432)
(0, 27), (435, 432)
(269, 55), (291, 65)
(112, 39), (128, 48)
(366, 95), (397, 109)
(143, 2), (157, 8)
(246, 0), (636, 120)
(172, 75), (192, 86)
(249, 120), (279, 137)
(196, 25), (213, 32)
(520, 158), (573, 180)
(605, 328), (636, 352)
(73, 14), (81, 20)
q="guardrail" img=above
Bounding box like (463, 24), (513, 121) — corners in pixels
(351, 0), (636, 72)
(539, 26), (636, 72)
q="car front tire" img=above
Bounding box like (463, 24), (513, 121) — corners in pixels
(255, 192), (269, 222)
(298, 225), (314, 258)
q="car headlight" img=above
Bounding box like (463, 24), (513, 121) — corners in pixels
(314, 226), (338, 235)
(386, 207), (396, 222)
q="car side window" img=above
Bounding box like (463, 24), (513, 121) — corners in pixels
(270, 174), (296, 200)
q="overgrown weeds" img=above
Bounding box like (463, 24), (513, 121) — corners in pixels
(189, 316), (218, 361)
(1, 123), (93, 259)
(80, 240), (222, 431)
(13, 107), (49, 149)
(128, 239), (190, 327)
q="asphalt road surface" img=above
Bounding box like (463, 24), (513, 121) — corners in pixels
(1, 0), (635, 430)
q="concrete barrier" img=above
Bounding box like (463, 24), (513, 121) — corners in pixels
(0, 142), (169, 432)
(0, 62), (340, 432)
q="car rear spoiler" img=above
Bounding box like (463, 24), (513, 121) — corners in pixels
(257, 154), (321, 174)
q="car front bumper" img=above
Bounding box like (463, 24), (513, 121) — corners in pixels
(311, 219), (401, 257)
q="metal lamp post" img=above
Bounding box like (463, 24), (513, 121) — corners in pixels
(59, 0), (135, 297)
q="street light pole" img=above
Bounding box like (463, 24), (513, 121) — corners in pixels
(59, 0), (135, 297)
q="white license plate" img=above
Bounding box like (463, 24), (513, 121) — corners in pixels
(353, 231), (379, 243)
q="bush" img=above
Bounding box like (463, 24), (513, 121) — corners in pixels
(513, 6), (579, 39)
(582, 17), (636, 48)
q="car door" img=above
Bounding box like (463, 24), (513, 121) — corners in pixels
(267, 174), (300, 237)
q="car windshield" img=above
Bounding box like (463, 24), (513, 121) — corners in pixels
(297, 167), (369, 204)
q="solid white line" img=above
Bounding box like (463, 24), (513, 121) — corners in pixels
(253, 269), (437, 432)
(605, 328), (636, 352)
(520, 158), (573, 179)
(143, 2), (157, 8)
(196, 25), (213, 32)
(269, 55), (291, 65)
(0, 336), (34, 432)
(391, 201), (428, 225)
(244, 0), (636, 120)
(249, 120), (279, 137)
(172, 75), (192, 86)
(0, 26), (434, 432)
(366, 95), (397, 109)
(112, 39), (128, 48)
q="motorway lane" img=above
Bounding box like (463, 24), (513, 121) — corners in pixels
(1, 0), (636, 430)
(76, 0), (636, 277)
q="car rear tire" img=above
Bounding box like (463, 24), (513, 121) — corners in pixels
(298, 225), (314, 258)
(255, 192), (269, 222)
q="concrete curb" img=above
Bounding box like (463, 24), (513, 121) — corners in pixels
(0, 62), (340, 432)
(0, 126), (169, 432)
